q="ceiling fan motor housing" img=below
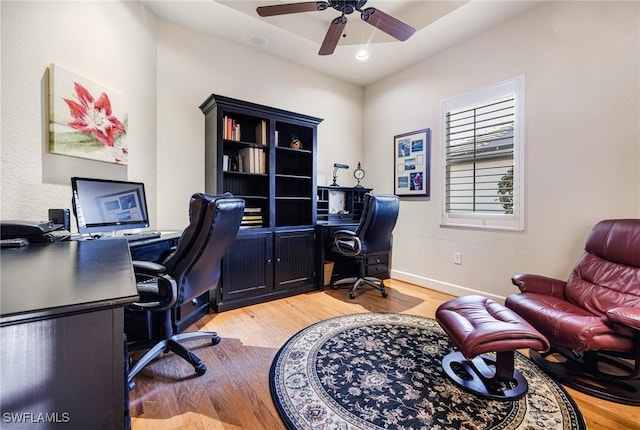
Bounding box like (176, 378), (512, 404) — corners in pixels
(330, 0), (368, 15)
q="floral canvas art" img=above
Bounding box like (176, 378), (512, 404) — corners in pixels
(49, 64), (128, 164)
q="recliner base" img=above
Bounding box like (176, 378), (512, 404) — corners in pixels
(128, 331), (221, 389)
(530, 348), (640, 406)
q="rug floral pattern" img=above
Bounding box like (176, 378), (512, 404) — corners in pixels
(270, 313), (585, 430)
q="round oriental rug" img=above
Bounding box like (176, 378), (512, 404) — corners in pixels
(270, 312), (586, 430)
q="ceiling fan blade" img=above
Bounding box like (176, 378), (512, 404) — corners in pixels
(257, 1), (329, 17)
(319, 15), (347, 56)
(360, 7), (415, 41)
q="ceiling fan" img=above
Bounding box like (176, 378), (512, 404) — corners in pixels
(256, 1), (416, 56)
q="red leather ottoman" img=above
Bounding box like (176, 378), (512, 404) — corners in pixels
(436, 295), (550, 400)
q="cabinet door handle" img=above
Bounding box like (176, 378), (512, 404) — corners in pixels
(267, 258), (272, 264)
(276, 257), (281, 263)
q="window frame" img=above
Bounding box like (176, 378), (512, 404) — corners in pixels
(440, 76), (525, 231)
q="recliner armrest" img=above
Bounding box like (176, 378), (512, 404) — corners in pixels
(607, 307), (640, 332)
(511, 273), (566, 298)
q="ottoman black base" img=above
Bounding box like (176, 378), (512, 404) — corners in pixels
(436, 295), (550, 401)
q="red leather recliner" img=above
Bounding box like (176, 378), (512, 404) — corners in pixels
(505, 219), (640, 405)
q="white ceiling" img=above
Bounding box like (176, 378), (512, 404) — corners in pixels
(141, 0), (542, 87)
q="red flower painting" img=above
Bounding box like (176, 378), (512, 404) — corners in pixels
(49, 64), (128, 164)
(63, 82), (126, 148)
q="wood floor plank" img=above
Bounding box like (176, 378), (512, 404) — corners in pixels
(130, 279), (640, 430)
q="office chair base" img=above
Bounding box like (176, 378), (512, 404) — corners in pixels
(128, 331), (220, 389)
(332, 276), (387, 299)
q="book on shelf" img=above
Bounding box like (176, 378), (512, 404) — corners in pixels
(223, 116), (241, 141)
(255, 120), (267, 145)
(238, 147), (253, 173)
(237, 153), (244, 172)
(253, 147), (260, 173)
(241, 219), (262, 225)
(240, 207), (263, 229)
(237, 147), (265, 174)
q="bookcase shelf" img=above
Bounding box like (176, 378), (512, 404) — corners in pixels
(200, 94), (323, 311)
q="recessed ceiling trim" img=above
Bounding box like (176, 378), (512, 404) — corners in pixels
(249, 34), (270, 47)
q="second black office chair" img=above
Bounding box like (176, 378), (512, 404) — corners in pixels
(126, 193), (244, 388)
(331, 193), (400, 299)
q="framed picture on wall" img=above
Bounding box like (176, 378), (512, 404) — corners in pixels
(394, 128), (431, 197)
(48, 63), (128, 165)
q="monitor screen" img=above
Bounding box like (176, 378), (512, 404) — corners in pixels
(71, 177), (150, 234)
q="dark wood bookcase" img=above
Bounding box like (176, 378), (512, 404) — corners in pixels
(200, 95), (323, 311)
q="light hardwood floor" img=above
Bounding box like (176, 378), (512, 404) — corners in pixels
(129, 279), (640, 430)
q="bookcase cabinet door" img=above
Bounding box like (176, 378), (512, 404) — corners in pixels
(274, 229), (316, 291)
(219, 231), (273, 304)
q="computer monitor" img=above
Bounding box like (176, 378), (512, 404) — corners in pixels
(71, 177), (150, 235)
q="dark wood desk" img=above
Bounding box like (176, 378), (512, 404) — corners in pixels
(0, 240), (137, 430)
(316, 221), (391, 289)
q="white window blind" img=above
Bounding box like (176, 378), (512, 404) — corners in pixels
(441, 76), (524, 231)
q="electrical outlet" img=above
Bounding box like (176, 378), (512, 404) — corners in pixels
(453, 252), (462, 265)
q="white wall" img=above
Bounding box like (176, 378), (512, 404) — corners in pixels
(0, 1), (363, 232)
(2, 1), (639, 304)
(364, 1), (640, 300)
(1, 1), (158, 225)
(155, 20), (363, 229)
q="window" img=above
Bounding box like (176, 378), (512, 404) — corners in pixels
(441, 76), (524, 231)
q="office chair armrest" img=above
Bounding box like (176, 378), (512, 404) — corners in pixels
(132, 260), (166, 276)
(333, 229), (357, 237)
(129, 272), (178, 311)
(333, 230), (362, 257)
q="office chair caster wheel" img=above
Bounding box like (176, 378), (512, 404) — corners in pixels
(349, 292), (355, 299)
(382, 291), (388, 298)
(211, 335), (221, 345)
(195, 363), (207, 376)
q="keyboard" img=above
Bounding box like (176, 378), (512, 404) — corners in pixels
(123, 231), (162, 242)
(99, 231), (162, 242)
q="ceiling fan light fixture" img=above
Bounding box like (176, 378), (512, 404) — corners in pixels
(355, 49), (369, 61)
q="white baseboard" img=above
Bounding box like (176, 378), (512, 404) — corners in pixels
(390, 269), (506, 303)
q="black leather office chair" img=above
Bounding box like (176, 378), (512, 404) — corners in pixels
(331, 193), (399, 299)
(125, 193), (244, 388)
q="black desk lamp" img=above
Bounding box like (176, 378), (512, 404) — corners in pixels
(331, 163), (349, 187)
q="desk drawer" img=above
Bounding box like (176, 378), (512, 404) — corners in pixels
(365, 254), (389, 279)
(173, 292), (209, 333)
(366, 255), (388, 266)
